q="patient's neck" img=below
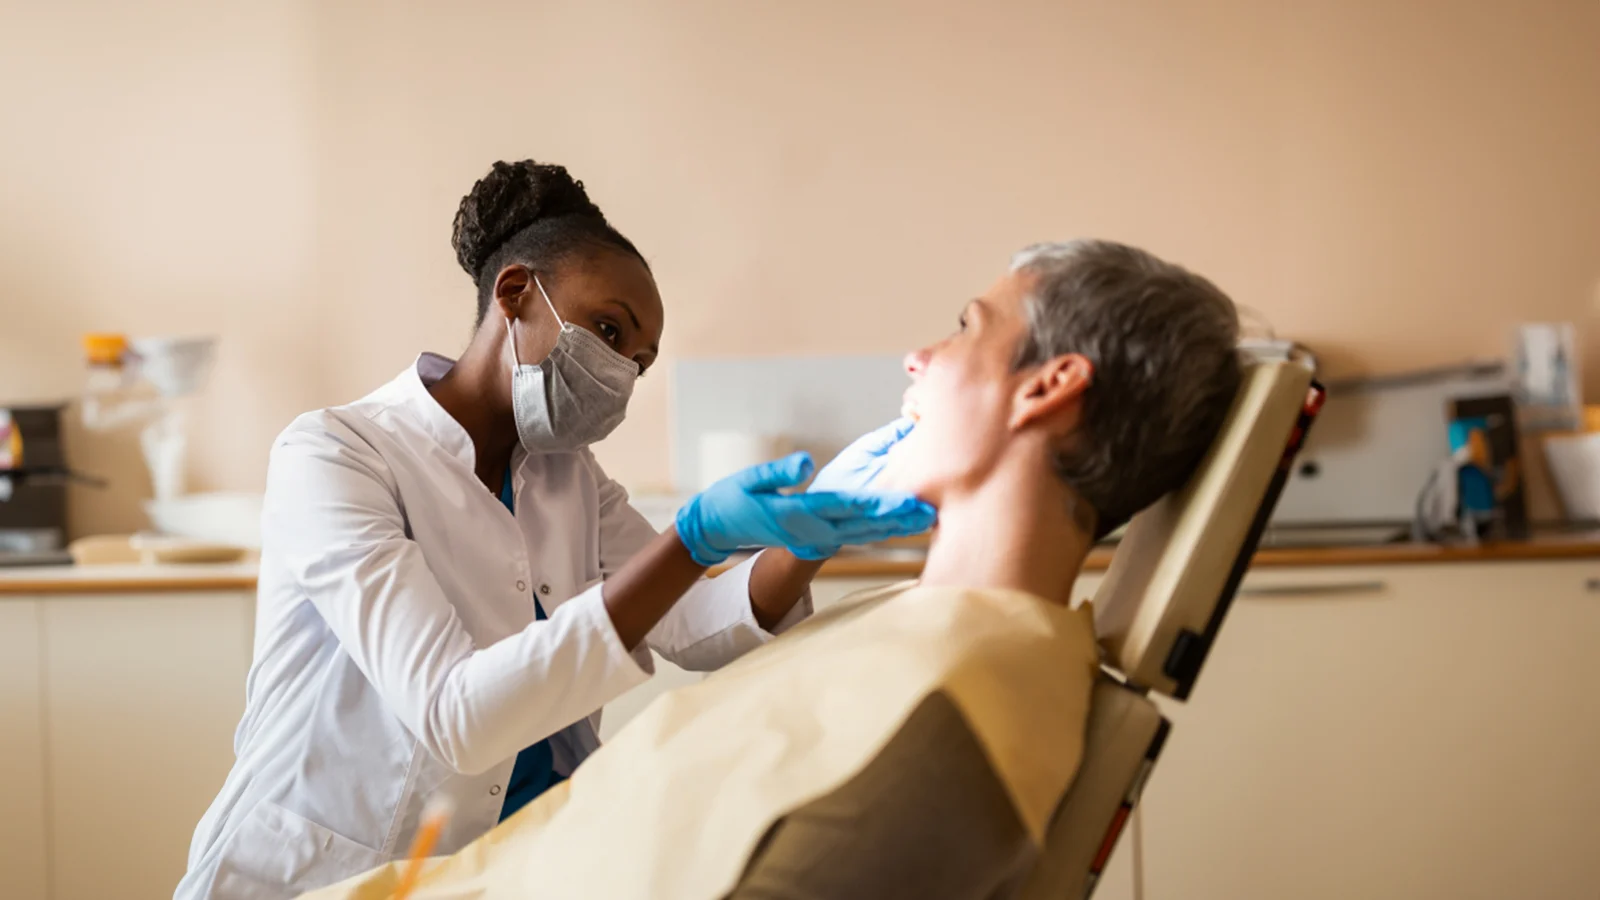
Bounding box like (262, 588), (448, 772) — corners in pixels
(918, 451), (1092, 606)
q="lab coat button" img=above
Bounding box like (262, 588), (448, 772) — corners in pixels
(490, 785), (501, 796)
(515, 580), (526, 592)
(539, 584), (551, 596)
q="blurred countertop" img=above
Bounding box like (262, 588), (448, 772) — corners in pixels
(5, 533), (1600, 596)
(0, 562), (260, 595)
(728, 530), (1600, 580)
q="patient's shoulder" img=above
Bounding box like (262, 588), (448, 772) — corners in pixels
(772, 581), (1097, 685)
(817, 579), (917, 618)
(873, 583), (1096, 646)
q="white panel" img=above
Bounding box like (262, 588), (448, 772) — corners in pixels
(671, 355), (906, 492)
(1271, 371), (1504, 525)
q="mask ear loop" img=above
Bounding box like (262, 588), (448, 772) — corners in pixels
(503, 315), (521, 370)
(504, 271), (562, 370)
(533, 274), (564, 329)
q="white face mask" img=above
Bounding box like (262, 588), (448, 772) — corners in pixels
(505, 274), (639, 453)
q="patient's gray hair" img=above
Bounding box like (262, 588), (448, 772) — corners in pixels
(1011, 240), (1242, 538)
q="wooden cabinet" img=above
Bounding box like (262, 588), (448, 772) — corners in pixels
(43, 593), (255, 900)
(0, 600), (49, 900)
(10, 559), (1596, 899)
(1125, 561), (1600, 900)
(0, 591), (254, 900)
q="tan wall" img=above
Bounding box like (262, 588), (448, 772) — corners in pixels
(0, 0), (321, 534)
(4, 0), (1599, 536)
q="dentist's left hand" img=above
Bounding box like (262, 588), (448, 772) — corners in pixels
(675, 452), (936, 566)
(808, 417), (917, 494)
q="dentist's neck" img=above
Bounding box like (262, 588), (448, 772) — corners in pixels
(429, 328), (520, 491)
(917, 447), (1093, 605)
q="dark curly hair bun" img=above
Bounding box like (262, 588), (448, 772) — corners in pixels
(451, 160), (606, 280)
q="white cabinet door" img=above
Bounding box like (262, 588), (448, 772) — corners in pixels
(604, 576), (914, 739)
(603, 577), (907, 739)
(601, 653), (704, 740)
(0, 599), (47, 900)
(42, 592), (254, 900)
(1134, 561), (1600, 900)
(811, 573), (1104, 612)
(809, 577), (901, 611)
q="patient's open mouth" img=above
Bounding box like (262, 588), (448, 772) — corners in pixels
(901, 392), (921, 422)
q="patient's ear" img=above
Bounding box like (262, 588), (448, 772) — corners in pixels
(1010, 353), (1093, 433)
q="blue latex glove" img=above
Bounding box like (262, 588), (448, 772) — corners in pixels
(809, 417), (916, 494)
(676, 452), (937, 566)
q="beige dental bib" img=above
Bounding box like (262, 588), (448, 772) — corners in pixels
(304, 582), (1098, 900)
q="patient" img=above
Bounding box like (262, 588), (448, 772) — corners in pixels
(303, 240), (1241, 900)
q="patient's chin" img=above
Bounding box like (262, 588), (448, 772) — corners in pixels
(878, 450), (943, 508)
(877, 444), (915, 491)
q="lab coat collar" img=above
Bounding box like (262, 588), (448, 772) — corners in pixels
(399, 352), (478, 470)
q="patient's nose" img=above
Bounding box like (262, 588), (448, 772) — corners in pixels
(903, 348), (929, 379)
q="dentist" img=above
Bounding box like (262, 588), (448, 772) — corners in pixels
(176, 160), (932, 900)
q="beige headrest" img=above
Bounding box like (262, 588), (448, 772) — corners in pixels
(1094, 354), (1317, 699)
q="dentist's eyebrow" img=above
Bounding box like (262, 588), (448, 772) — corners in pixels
(609, 299), (643, 332)
(606, 299), (658, 356)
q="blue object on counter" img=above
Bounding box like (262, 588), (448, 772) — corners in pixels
(1448, 418), (1495, 515)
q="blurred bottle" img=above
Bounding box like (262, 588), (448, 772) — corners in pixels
(80, 333), (151, 430)
(83, 333), (128, 389)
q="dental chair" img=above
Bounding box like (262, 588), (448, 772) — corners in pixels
(1017, 353), (1323, 899)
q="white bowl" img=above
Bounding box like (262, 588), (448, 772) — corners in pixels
(1544, 433), (1600, 521)
(144, 491), (264, 548)
(129, 336), (217, 397)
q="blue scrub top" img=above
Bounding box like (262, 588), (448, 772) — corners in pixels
(497, 465), (566, 821)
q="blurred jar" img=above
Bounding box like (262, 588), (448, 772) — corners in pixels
(84, 333), (127, 383)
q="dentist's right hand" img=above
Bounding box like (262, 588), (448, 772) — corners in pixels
(675, 452), (937, 566)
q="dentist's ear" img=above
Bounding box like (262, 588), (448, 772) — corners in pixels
(489, 264), (560, 364)
(1010, 353), (1093, 432)
(491, 264), (537, 319)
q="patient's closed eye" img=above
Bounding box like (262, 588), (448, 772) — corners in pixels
(958, 299), (985, 334)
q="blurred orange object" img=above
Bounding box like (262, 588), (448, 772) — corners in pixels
(1583, 405), (1600, 433)
(391, 797), (452, 900)
(82, 333), (128, 366)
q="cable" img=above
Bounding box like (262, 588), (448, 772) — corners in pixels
(1131, 804), (1145, 900)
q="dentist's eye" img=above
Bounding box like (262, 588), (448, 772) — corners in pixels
(597, 321), (621, 345)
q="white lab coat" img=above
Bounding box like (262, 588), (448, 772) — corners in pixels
(176, 354), (810, 900)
